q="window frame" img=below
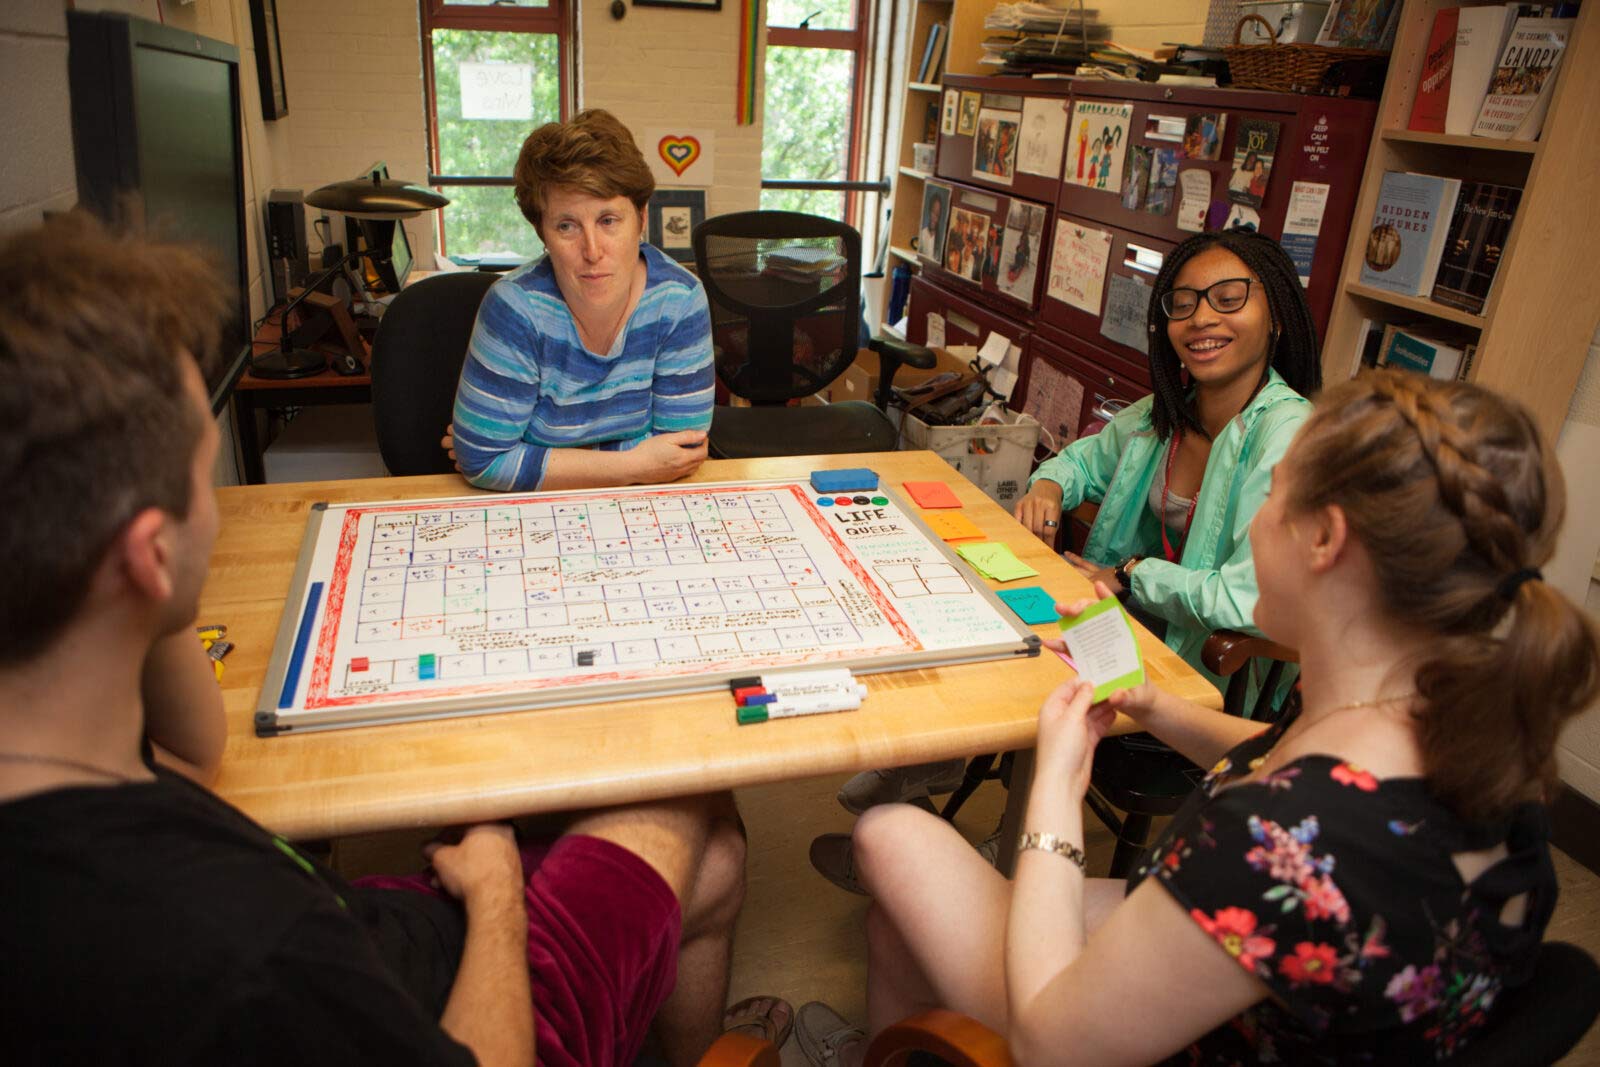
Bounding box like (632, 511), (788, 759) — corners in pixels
(419, 0), (574, 257)
(764, 1), (870, 224)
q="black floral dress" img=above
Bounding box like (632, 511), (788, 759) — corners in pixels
(1128, 709), (1555, 1064)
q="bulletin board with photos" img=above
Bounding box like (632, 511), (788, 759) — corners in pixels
(1050, 81), (1378, 341)
(934, 76), (1074, 206)
(916, 181), (1055, 317)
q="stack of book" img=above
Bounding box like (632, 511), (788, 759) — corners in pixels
(1406, 4), (1576, 140)
(1357, 171), (1522, 315)
(980, 2), (1110, 73)
(916, 22), (948, 84)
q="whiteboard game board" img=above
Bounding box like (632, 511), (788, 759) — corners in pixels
(258, 480), (1039, 735)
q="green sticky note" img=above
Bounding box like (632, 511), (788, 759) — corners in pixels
(954, 542), (1040, 583)
(1056, 596), (1145, 702)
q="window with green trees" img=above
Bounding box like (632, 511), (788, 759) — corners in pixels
(423, 0), (569, 263)
(762, 0), (865, 222)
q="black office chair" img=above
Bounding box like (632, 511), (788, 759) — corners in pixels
(370, 271), (499, 476)
(692, 210), (936, 459)
(1450, 941), (1600, 1065)
(1088, 630), (1300, 878)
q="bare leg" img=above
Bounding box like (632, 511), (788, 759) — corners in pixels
(567, 791), (746, 1067)
(853, 804), (1014, 1034)
(854, 803), (1130, 1037)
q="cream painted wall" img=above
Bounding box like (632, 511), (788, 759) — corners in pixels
(1552, 331), (1600, 803)
(1098, 0), (1206, 52)
(576, 0), (764, 217)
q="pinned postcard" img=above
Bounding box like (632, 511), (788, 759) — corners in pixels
(1018, 96), (1069, 177)
(1057, 596), (1145, 702)
(1064, 100), (1133, 191)
(1100, 273), (1152, 354)
(942, 88), (960, 136)
(1046, 222), (1112, 314)
(1177, 170), (1211, 233)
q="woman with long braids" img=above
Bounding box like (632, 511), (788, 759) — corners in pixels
(798, 371), (1597, 1066)
(825, 230), (1319, 820)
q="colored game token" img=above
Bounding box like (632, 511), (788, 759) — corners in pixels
(816, 497), (834, 506)
(852, 495), (871, 505)
(871, 496), (888, 506)
(834, 496), (852, 505)
(351, 657), (369, 672)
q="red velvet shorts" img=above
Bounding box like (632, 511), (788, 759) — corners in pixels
(361, 834), (682, 1067)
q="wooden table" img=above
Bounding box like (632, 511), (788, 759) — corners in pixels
(203, 451), (1221, 841)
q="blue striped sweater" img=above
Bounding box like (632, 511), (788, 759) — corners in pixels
(452, 243), (715, 490)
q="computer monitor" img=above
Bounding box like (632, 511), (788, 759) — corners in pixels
(67, 11), (252, 410)
(345, 162), (414, 295)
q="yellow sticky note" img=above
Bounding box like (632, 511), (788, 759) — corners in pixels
(955, 542), (1040, 583)
(924, 512), (985, 542)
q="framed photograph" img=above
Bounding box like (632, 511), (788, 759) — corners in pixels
(957, 91), (982, 136)
(971, 107), (1020, 187)
(917, 182), (952, 265)
(649, 189), (706, 263)
(248, 0), (288, 120)
(634, 0), (722, 10)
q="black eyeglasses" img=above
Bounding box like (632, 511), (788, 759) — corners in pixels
(1159, 277), (1257, 320)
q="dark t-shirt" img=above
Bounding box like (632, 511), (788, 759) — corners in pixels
(0, 762), (476, 1066)
(1129, 710), (1556, 1065)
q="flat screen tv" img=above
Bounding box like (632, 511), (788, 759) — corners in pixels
(67, 12), (252, 411)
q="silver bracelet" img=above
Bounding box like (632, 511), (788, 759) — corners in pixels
(1016, 831), (1087, 871)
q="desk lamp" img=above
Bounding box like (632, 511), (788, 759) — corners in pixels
(251, 175), (449, 379)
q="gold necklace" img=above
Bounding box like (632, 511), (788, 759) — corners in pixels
(1250, 693), (1417, 779)
(0, 750), (134, 782)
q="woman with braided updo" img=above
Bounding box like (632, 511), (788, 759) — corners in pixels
(826, 369), (1598, 1067)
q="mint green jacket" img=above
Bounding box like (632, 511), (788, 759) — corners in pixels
(1028, 369), (1310, 710)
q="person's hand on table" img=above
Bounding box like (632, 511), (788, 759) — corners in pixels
(627, 430), (708, 484)
(1013, 481), (1064, 542)
(1034, 679), (1116, 793)
(425, 824), (524, 910)
(440, 423), (462, 473)
(1059, 550), (1122, 595)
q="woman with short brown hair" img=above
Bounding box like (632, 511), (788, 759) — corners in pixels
(448, 109), (714, 492)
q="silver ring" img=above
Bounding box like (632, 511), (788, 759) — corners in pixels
(1043, 519), (1059, 528)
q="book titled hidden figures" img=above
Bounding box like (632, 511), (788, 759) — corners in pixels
(1357, 171), (1461, 298)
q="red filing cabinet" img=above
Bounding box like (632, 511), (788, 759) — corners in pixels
(1018, 327), (1148, 453)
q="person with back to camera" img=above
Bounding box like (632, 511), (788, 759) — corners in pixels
(443, 109), (714, 491)
(822, 230), (1319, 826)
(0, 212), (781, 1067)
(791, 369), (1599, 1066)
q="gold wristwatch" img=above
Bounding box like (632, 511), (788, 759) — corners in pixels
(1016, 831), (1087, 871)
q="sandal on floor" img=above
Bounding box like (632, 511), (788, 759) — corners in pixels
(722, 995), (795, 1048)
(795, 1001), (867, 1067)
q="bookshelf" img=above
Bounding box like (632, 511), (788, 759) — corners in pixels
(880, 0), (1004, 330)
(1321, 0), (1600, 436)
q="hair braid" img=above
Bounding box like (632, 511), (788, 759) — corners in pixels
(1285, 370), (1598, 820)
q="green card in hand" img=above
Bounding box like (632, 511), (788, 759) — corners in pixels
(1056, 596), (1146, 702)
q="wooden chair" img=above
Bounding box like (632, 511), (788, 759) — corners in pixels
(697, 1010), (1011, 1067)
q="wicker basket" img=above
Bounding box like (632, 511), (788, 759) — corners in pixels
(1224, 13), (1386, 93)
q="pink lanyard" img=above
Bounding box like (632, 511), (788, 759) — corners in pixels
(1161, 431), (1200, 564)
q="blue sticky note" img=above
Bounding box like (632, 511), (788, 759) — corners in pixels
(810, 468), (879, 493)
(996, 586), (1060, 625)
